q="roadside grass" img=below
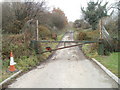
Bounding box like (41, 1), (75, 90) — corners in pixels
(95, 52), (119, 77)
(2, 68), (14, 82)
(74, 28), (119, 78)
(1, 32), (65, 83)
(82, 44), (119, 78)
(74, 29), (99, 41)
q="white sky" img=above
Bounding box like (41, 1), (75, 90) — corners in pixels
(0, 0), (118, 22)
(46, 0), (117, 22)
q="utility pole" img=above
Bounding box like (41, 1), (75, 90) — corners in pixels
(36, 20), (39, 41)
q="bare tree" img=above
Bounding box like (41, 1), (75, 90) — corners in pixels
(2, 1), (47, 34)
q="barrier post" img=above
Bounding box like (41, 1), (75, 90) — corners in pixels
(30, 40), (39, 54)
(98, 39), (104, 55)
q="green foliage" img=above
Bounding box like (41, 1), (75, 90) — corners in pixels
(82, 44), (119, 77)
(16, 56), (38, 70)
(105, 18), (118, 38)
(2, 34), (32, 60)
(79, 28), (119, 77)
(96, 52), (119, 77)
(81, 1), (109, 30)
(3, 59), (9, 68)
(102, 17), (119, 52)
(2, 2), (67, 82)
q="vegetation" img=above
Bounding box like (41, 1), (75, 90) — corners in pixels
(82, 44), (119, 78)
(74, 0), (119, 52)
(95, 52), (119, 77)
(51, 8), (68, 30)
(74, 1), (119, 78)
(74, 29), (99, 41)
(1, 1), (68, 82)
(38, 25), (51, 40)
(81, 0), (111, 30)
(2, 2), (68, 34)
(76, 32), (89, 40)
(74, 28), (119, 77)
(1, 31), (64, 82)
(1, 0), (119, 83)
(73, 19), (91, 29)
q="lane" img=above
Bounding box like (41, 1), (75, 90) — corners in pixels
(8, 31), (118, 88)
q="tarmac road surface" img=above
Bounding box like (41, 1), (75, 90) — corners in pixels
(8, 32), (118, 88)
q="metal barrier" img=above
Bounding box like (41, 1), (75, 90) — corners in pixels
(30, 40), (98, 54)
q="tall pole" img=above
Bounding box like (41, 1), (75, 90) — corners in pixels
(99, 19), (103, 39)
(36, 20), (39, 41)
(98, 18), (104, 55)
(34, 20), (39, 54)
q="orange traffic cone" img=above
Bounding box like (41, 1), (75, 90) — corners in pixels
(8, 51), (17, 72)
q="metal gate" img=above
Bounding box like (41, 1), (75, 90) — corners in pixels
(29, 19), (115, 55)
(30, 39), (99, 54)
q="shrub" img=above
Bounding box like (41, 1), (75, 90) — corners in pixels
(38, 25), (51, 40)
(2, 34), (32, 60)
(89, 43), (98, 53)
(83, 30), (99, 40)
(77, 32), (89, 40)
(51, 33), (57, 40)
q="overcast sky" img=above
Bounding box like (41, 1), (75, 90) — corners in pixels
(1, 0), (118, 22)
(46, 0), (117, 22)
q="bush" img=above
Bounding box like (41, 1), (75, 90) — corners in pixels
(2, 34), (44, 58)
(77, 32), (89, 40)
(38, 25), (51, 40)
(51, 33), (57, 40)
(89, 43), (98, 53)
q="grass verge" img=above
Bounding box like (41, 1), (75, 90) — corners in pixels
(82, 44), (119, 78)
(1, 32), (64, 83)
(74, 28), (119, 78)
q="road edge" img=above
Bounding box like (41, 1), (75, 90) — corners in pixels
(0, 70), (22, 88)
(92, 58), (120, 85)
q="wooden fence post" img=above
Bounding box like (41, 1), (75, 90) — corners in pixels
(98, 19), (104, 55)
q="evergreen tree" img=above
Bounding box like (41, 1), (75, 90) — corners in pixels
(81, 1), (108, 30)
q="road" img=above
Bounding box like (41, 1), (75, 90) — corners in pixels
(8, 32), (118, 88)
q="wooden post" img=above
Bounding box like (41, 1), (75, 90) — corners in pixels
(35, 20), (39, 54)
(98, 19), (104, 55)
(99, 19), (103, 39)
(29, 19), (39, 54)
(36, 20), (39, 41)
